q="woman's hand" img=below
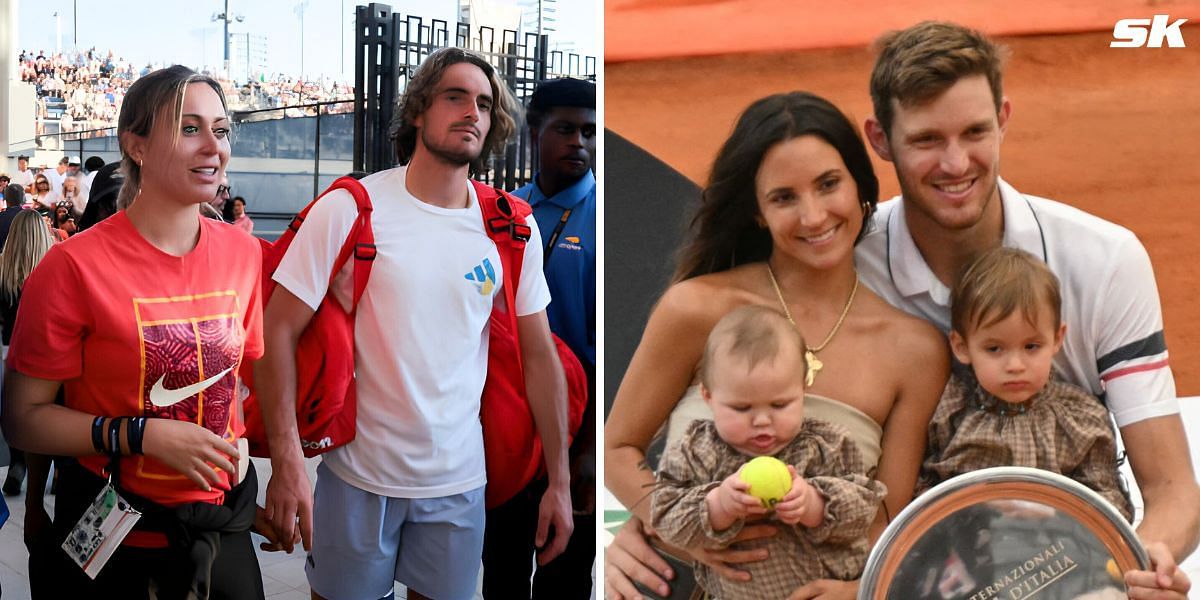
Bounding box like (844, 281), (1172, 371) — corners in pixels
(691, 523), (778, 582)
(603, 516), (780, 599)
(604, 517), (675, 600)
(253, 505), (300, 552)
(141, 419), (239, 491)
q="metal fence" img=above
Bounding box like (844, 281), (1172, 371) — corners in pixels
(355, 3), (596, 189)
(226, 100), (356, 238)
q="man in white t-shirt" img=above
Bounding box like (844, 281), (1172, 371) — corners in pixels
(45, 156), (69, 196)
(856, 21), (1197, 598)
(14, 156), (35, 193)
(256, 47), (573, 600)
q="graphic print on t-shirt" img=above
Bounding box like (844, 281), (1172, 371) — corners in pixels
(134, 290), (244, 481)
(464, 257), (496, 296)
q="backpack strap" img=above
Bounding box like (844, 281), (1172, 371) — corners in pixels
(292, 176), (375, 311)
(473, 180), (532, 375)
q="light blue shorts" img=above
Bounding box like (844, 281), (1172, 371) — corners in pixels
(305, 463), (486, 600)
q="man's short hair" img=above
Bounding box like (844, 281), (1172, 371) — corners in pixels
(84, 156), (105, 173)
(526, 78), (596, 128)
(951, 247), (1062, 338)
(870, 21), (1008, 137)
(17, 155), (28, 162)
(698, 305), (807, 389)
(388, 47), (519, 176)
(58, 156), (70, 166)
(4, 183), (25, 207)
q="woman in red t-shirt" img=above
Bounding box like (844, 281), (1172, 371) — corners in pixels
(3, 65), (285, 599)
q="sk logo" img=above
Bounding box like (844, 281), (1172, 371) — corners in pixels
(1112, 15), (1188, 48)
(464, 258), (496, 295)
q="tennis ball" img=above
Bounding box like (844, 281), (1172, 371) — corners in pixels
(738, 456), (792, 508)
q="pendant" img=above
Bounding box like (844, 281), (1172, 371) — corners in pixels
(805, 349), (822, 387)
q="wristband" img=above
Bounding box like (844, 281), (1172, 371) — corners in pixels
(107, 416), (124, 458)
(91, 416), (106, 454)
(127, 417), (147, 455)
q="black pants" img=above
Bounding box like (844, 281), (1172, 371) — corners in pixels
(481, 478), (596, 600)
(28, 460), (265, 600)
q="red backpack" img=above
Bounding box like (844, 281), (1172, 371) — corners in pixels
(241, 177), (587, 509)
(242, 176), (374, 457)
(474, 181), (589, 508)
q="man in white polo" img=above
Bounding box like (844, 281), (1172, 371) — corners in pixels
(857, 21), (1197, 598)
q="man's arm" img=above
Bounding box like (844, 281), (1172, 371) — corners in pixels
(516, 310), (573, 564)
(1121, 415), (1200, 559)
(1092, 237), (1200, 560)
(253, 286), (316, 553)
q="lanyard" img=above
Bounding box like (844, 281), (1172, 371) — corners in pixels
(527, 187), (574, 264)
(544, 207), (573, 263)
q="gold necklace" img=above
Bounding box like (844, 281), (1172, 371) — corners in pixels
(766, 263), (859, 387)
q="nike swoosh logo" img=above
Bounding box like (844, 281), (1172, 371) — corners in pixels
(149, 366), (235, 408)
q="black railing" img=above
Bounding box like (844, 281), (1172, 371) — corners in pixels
(355, 3), (596, 190)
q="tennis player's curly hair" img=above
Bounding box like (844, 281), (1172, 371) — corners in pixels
(389, 48), (519, 176)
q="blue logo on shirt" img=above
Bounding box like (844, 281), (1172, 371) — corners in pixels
(464, 258), (496, 295)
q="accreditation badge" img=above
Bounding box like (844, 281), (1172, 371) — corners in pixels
(859, 467), (1147, 600)
(61, 483), (142, 579)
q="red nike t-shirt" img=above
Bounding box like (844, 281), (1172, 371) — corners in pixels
(8, 211), (263, 506)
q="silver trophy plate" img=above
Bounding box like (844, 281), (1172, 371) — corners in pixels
(860, 467), (1147, 600)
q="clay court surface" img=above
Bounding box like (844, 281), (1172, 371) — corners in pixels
(606, 27), (1200, 394)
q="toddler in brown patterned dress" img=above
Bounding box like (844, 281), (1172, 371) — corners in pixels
(919, 247), (1133, 520)
(651, 306), (886, 600)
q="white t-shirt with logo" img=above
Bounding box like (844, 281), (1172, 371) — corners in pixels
(273, 166), (551, 498)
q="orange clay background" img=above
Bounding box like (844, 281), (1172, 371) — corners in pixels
(605, 4), (1200, 394)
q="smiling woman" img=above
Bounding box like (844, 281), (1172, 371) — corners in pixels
(1, 65), (278, 599)
(603, 91), (950, 599)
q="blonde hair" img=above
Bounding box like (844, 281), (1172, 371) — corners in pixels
(699, 305), (807, 389)
(0, 210), (55, 303)
(951, 247), (1062, 338)
(870, 21), (1008, 137)
(116, 65), (228, 209)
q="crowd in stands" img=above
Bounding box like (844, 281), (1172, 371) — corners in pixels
(228, 78), (355, 116)
(18, 48), (353, 136)
(18, 49), (133, 134)
(0, 155), (256, 243)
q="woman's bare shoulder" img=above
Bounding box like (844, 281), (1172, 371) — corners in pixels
(657, 266), (764, 320)
(858, 290), (948, 362)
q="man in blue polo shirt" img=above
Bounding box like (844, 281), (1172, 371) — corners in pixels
(483, 77), (596, 600)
